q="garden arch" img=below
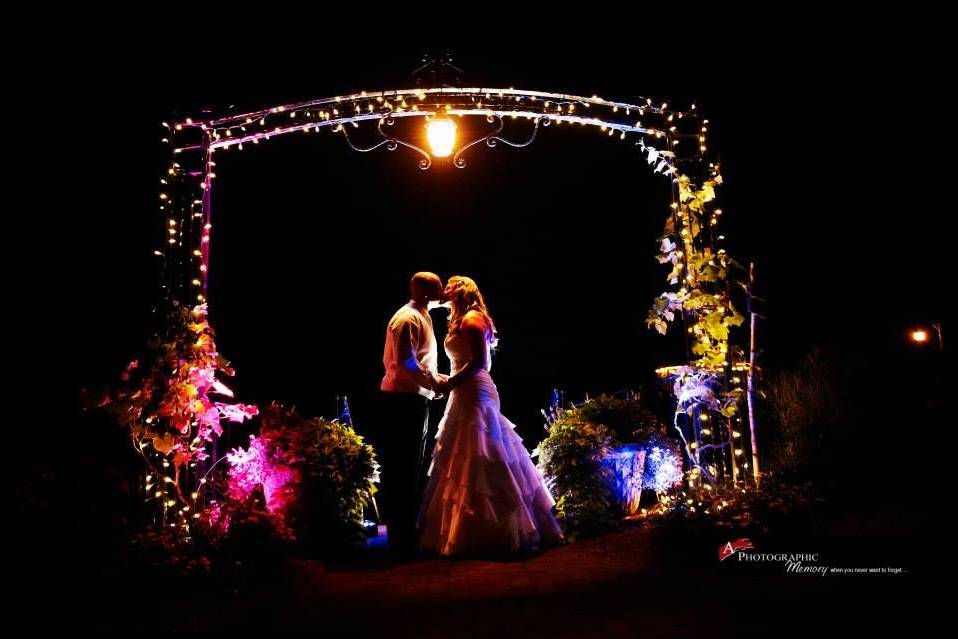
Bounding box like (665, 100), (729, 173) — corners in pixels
(153, 85), (755, 514)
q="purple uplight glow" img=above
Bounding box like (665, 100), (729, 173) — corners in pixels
(605, 446), (647, 515)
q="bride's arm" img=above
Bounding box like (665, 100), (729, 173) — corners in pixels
(445, 313), (489, 390)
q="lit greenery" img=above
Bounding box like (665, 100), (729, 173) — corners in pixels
(650, 478), (819, 536)
(577, 393), (668, 441)
(89, 301), (257, 533)
(534, 409), (620, 541)
(644, 169), (752, 486)
(238, 404), (380, 552)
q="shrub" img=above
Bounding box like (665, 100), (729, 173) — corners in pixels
(219, 404), (379, 554)
(534, 409), (619, 541)
(762, 349), (850, 478)
(578, 393), (668, 442)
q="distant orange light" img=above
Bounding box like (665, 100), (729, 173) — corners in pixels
(911, 329), (929, 343)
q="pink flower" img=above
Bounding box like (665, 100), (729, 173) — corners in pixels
(188, 367), (216, 395)
(197, 406), (222, 436)
(217, 403), (259, 424)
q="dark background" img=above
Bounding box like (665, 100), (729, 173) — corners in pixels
(28, 28), (941, 459)
(9, 21), (946, 621)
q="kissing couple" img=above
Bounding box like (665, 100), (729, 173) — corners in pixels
(371, 272), (563, 558)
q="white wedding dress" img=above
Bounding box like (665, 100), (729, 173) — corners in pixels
(417, 329), (564, 556)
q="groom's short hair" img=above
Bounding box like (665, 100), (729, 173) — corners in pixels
(410, 271), (441, 295)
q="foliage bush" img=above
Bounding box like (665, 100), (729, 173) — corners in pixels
(218, 404), (379, 554)
(578, 393), (668, 442)
(576, 394), (682, 495)
(650, 478), (821, 540)
(761, 349), (850, 479)
(534, 409), (620, 541)
(535, 393), (684, 540)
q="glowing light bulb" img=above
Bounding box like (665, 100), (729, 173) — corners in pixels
(910, 329), (928, 343)
(426, 116), (457, 158)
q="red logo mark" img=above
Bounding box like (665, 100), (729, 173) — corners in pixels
(719, 538), (754, 561)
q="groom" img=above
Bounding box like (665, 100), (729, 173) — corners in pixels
(375, 272), (447, 556)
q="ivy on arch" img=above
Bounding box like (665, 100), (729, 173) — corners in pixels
(106, 84), (754, 535)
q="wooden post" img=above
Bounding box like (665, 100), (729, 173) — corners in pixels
(746, 262), (761, 486)
(728, 417), (738, 485)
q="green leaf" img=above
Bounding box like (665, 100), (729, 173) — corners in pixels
(703, 310), (729, 341)
(725, 310), (746, 327)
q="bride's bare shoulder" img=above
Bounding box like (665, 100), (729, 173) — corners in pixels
(461, 311), (487, 331)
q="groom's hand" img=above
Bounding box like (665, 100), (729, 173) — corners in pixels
(433, 375), (451, 397)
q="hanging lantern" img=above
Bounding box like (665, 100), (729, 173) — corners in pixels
(425, 115), (457, 157)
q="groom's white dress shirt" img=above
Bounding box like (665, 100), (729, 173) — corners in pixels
(381, 301), (438, 399)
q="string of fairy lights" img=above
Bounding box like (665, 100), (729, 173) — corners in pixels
(156, 86), (755, 493)
(158, 88), (715, 307)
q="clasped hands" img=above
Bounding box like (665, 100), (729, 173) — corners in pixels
(432, 373), (452, 398)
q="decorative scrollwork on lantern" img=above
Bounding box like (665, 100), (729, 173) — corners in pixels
(337, 116), (432, 170)
(453, 115), (551, 168)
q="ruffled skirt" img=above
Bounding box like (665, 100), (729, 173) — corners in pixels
(417, 370), (564, 556)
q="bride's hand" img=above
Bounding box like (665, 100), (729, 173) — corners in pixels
(434, 377), (451, 396)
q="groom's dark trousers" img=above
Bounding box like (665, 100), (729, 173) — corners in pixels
(371, 391), (431, 553)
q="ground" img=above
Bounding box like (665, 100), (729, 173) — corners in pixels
(67, 521), (921, 637)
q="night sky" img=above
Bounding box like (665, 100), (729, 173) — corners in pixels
(42, 34), (939, 453)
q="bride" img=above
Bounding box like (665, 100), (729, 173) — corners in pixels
(417, 276), (564, 556)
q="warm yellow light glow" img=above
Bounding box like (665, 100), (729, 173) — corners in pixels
(426, 116), (457, 158)
(911, 329), (928, 343)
